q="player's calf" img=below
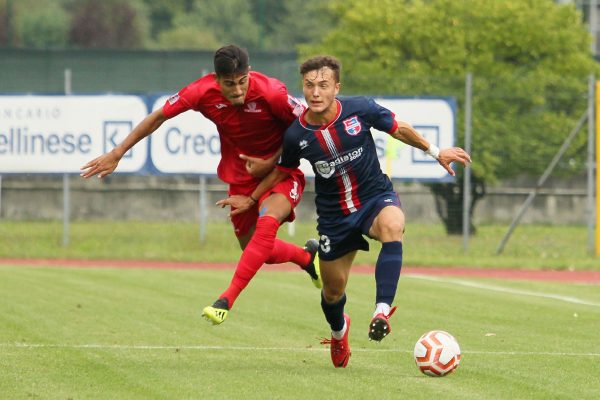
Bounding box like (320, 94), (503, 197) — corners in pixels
(303, 238), (322, 289)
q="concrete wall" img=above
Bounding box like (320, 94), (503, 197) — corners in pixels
(0, 174), (589, 225)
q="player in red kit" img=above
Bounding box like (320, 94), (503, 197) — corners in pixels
(80, 45), (321, 325)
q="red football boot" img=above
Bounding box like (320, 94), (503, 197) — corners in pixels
(321, 313), (351, 368)
(368, 306), (397, 341)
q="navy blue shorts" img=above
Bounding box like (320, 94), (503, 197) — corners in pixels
(316, 191), (402, 261)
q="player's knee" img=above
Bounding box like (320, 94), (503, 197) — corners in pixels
(259, 198), (291, 222)
(260, 209), (287, 223)
(380, 219), (404, 239)
(322, 290), (344, 303)
(322, 282), (345, 302)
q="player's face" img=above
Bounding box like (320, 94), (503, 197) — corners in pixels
(302, 67), (340, 117)
(217, 72), (250, 106)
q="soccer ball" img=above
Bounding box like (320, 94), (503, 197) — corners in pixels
(413, 330), (461, 377)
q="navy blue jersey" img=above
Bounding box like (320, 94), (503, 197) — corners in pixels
(277, 96), (398, 217)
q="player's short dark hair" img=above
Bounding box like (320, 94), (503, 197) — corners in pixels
(300, 56), (341, 82)
(214, 45), (250, 77)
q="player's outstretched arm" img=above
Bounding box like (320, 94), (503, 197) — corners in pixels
(216, 168), (289, 216)
(80, 108), (168, 179)
(391, 120), (471, 176)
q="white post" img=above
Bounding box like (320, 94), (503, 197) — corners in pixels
(64, 68), (72, 96)
(462, 73), (473, 251)
(591, 0), (597, 55)
(287, 220), (296, 237)
(63, 68), (72, 246)
(199, 176), (207, 242)
(63, 174), (70, 246)
(587, 75), (596, 254)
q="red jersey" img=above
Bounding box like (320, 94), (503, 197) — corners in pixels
(162, 71), (304, 185)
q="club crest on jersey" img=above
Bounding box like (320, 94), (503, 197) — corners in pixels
(243, 102), (262, 113)
(288, 95), (305, 117)
(343, 116), (361, 136)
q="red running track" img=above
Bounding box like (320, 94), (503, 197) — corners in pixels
(1, 258), (599, 284)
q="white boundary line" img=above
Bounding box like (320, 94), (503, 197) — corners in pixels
(405, 274), (600, 307)
(0, 343), (598, 357)
(2, 274), (598, 358)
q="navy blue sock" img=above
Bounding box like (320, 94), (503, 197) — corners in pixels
(375, 241), (403, 305)
(321, 291), (346, 332)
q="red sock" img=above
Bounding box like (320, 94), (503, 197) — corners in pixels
(220, 216), (280, 307)
(265, 239), (311, 269)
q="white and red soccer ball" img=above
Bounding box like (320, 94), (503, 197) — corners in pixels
(413, 330), (461, 377)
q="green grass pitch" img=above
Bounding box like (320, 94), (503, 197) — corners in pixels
(1, 264), (599, 399)
(1, 220), (599, 269)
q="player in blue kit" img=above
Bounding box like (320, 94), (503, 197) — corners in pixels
(218, 55), (471, 368)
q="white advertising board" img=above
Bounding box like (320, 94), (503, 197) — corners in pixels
(0, 95), (455, 179)
(0, 96), (148, 173)
(150, 96), (221, 174)
(372, 98), (455, 180)
(150, 97), (455, 180)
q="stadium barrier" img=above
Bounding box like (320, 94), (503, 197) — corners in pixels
(0, 66), (597, 257)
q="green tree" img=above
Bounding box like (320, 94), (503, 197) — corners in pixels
(248, 0), (333, 51)
(141, 0), (194, 39)
(301, 0), (598, 233)
(155, 25), (220, 50)
(0, 0), (8, 46)
(0, 0), (69, 48)
(149, 0), (332, 51)
(190, 0), (261, 49)
(67, 0), (150, 48)
(15, 0), (69, 48)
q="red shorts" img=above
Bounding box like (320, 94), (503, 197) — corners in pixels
(228, 169), (305, 237)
